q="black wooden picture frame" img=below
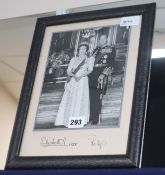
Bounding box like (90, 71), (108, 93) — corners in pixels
(5, 3), (155, 169)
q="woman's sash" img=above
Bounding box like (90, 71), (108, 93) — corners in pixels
(67, 59), (85, 83)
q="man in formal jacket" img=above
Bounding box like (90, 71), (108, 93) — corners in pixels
(88, 34), (116, 125)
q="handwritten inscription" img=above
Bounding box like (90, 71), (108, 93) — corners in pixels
(88, 134), (107, 150)
(40, 137), (78, 147)
(40, 135), (107, 150)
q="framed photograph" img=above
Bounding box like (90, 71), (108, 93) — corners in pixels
(6, 3), (155, 169)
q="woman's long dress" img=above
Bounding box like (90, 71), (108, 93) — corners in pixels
(54, 56), (94, 127)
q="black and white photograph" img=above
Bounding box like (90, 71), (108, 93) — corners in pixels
(34, 25), (131, 130)
(5, 3), (155, 169)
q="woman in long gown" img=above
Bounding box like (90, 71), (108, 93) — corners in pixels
(55, 44), (94, 127)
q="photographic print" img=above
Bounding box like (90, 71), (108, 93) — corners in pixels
(6, 3), (155, 169)
(35, 25), (131, 130)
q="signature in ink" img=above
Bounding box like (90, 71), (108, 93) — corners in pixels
(40, 137), (78, 147)
(88, 134), (107, 150)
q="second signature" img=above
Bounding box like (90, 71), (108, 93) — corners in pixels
(88, 134), (107, 150)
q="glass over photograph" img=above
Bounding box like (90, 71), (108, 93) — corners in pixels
(5, 4), (155, 169)
(34, 25), (131, 130)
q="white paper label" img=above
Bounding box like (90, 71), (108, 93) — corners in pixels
(120, 16), (140, 26)
(68, 116), (85, 128)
